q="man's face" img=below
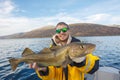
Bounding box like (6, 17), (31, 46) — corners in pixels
(56, 25), (70, 41)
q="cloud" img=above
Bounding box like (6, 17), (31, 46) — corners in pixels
(0, 0), (15, 17)
(84, 13), (120, 24)
(0, 12), (120, 36)
(84, 14), (111, 23)
(0, 12), (82, 36)
(0, 0), (120, 36)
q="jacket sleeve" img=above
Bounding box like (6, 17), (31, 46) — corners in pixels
(70, 54), (100, 74)
(36, 66), (55, 79)
(84, 54), (99, 74)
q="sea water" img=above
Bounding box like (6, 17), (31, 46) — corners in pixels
(0, 36), (120, 80)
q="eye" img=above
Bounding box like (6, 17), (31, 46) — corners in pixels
(80, 45), (84, 49)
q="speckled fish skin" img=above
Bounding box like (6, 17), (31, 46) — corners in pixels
(9, 42), (96, 71)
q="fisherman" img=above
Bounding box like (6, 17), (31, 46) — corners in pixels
(29, 22), (100, 80)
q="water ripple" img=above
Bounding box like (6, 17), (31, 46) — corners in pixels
(0, 36), (120, 80)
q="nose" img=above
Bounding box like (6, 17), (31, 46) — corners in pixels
(60, 31), (64, 34)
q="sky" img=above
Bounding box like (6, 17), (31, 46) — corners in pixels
(0, 0), (120, 36)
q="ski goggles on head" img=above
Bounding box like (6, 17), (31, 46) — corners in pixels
(56, 27), (69, 34)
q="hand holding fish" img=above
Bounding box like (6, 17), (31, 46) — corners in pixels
(29, 62), (47, 71)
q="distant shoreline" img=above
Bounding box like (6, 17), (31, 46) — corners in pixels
(0, 35), (120, 40)
(0, 23), (120, 39)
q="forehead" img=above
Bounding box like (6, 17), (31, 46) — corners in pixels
(56, 24), (67, 29)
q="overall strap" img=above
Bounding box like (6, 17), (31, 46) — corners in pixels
(63, 67), (68, 80)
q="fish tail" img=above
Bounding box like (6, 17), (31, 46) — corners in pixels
(9, 58), (19, 71)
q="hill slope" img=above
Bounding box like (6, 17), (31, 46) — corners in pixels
(0, 23), (120, 39)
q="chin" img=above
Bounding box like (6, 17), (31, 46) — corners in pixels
(60, 39), (66, 41)
(59, 34), (69, 41)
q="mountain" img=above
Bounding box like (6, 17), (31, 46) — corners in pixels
(0, 23), (120, 39)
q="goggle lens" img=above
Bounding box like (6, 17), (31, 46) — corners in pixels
(56, 28), (68, 34)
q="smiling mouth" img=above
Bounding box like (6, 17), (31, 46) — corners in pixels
(60, 34), (66, 37)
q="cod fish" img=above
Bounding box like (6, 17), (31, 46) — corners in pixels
(9, 42), (96, 71)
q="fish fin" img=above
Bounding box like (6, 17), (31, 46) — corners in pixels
(9, 58), (19, 71)
(38, 46), (61, 54)
(62, 56), (72, 68)
(38, 48), (52, 54)
(22, 48), (35, 57)
(50, 46), (61, 51)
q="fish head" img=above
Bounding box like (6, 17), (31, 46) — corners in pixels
(68, 43), (96, 58)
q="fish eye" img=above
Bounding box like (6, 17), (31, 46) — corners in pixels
(80, 45), (84, 49)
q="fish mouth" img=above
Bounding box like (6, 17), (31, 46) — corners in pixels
(89, 47), (95, 53)
(85, 46), (95, 54)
